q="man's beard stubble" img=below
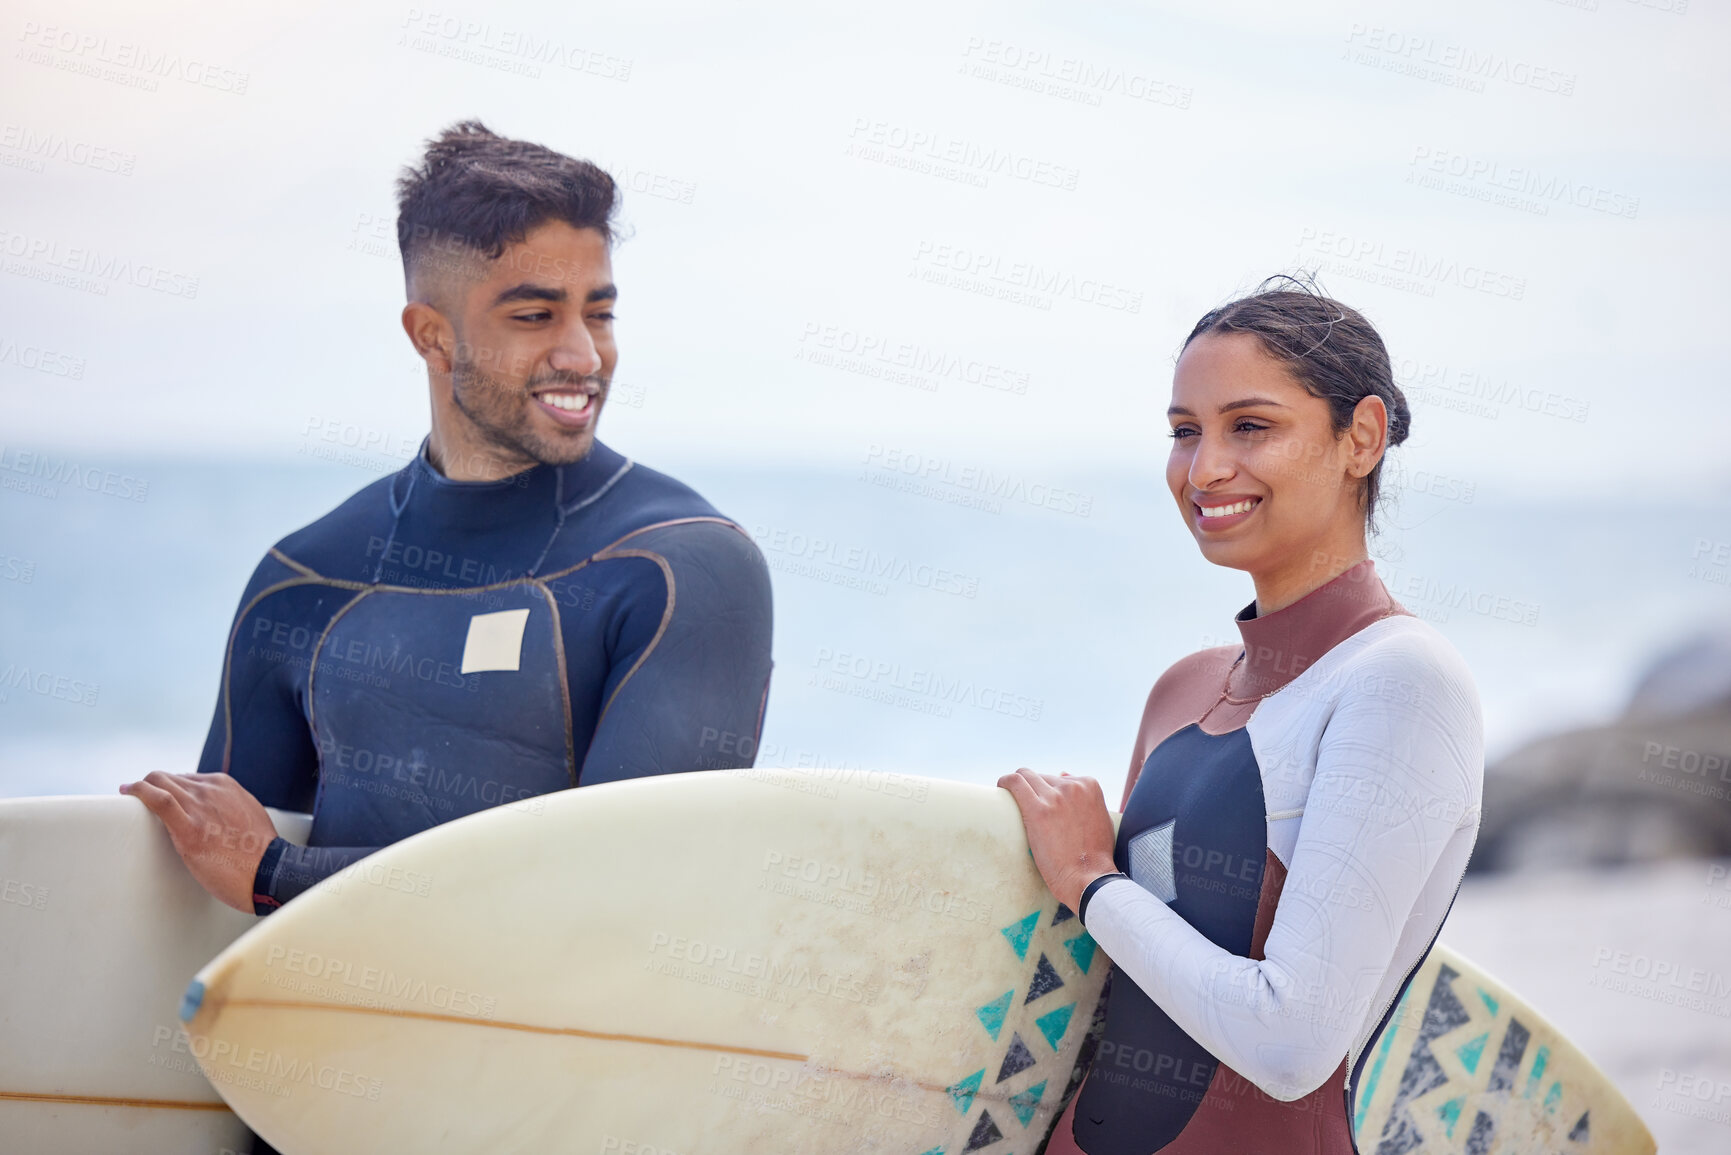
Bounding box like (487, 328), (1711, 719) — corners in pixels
(449, 347), (607, 468)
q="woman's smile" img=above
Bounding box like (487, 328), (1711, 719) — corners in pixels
(1191, 493), (1263, 530)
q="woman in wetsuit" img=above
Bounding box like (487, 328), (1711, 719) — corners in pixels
(1001, 281), (1483, 1154)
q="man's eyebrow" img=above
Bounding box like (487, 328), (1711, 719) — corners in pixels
(491, 283), (567, 307)
(1166, 396), (1289, 417)
(490, 282), (617, 308)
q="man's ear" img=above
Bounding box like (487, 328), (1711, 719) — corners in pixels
(401, 301), (456, 375)
(1345, 394), (1389, 478)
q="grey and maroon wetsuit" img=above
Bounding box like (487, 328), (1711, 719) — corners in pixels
(1049, 560), (1483, 1154)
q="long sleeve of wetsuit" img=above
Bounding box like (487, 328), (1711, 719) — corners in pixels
(1082, 632), (1483, 1102)
(196, 552), (325, 806)
(578, 519), (774, 785)
(196, 551), (347, 915)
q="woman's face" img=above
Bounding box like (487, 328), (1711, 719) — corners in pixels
(1166, 331), (1381, 579)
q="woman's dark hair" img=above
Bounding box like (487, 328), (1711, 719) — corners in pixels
(1182, 274), (1411, 532)
(395, 120), (618, 281)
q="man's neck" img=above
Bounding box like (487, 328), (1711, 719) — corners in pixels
(425, 428), (537, 482)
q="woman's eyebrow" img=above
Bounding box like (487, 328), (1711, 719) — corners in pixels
(1166, 397), (1288, 417)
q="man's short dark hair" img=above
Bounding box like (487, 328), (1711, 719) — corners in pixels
(395, 120), (617, 283)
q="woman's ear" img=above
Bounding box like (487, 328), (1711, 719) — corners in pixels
(1345, 394), (1389, 479)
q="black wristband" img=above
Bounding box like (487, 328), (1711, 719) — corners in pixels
(251, 837), (288, 916)
(1077, 872), (1129, 928)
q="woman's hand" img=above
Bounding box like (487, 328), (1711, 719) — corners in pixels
(996, 767), (1119, 912)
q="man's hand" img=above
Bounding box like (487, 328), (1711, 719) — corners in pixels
(997, 767), (1120, 912)
(120, 772), (276, 913)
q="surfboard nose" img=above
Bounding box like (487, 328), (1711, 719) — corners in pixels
(180, 979), (205, 1023)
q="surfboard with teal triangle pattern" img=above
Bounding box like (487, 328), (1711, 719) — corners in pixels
(180, 770), (1113, 1153)
(1349, 944), (1655, 1155)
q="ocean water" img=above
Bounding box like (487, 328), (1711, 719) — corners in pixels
(1, 452), (1727, 803)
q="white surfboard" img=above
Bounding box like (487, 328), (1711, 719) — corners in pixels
(178, 770), (1656, 1154)
(182, 770), (1111, 1153)
(0, 794), (310, 1154)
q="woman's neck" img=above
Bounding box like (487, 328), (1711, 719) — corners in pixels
(1250, 540), (1370, 616)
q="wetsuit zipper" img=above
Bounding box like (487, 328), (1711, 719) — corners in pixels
(1342, 854), (1473, 1154)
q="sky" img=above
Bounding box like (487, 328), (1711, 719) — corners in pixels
(1, 0), (1727, 499)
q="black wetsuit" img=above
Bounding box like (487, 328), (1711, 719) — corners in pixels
(196, 440), (774, 912)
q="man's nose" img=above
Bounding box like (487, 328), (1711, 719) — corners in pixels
(547, 320), (602, 376)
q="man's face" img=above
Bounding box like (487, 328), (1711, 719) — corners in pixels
(445, 221), (617, 467)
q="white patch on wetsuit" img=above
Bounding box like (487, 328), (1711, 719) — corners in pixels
(1127, 818), (1178, 903)
(460, 608), (531, 673)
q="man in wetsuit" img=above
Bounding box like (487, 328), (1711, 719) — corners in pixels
(122, 120), (774, 921)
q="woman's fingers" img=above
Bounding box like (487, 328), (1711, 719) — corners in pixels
(1071, 774), (1105, 805)
(994, 766), (1119, 911)
(1016, 766), (1064, 801)
(996, 771), (1048, 822)
(996, 768), (1040, 800)
(999, 768), (1103, 809)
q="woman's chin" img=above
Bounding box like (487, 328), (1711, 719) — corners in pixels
(1193, 536), (1262, 573)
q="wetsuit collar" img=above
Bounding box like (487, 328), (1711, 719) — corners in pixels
(1229, 559), (1405, 699)
(372, 440), (635, 582)
(394, 439), (632, 521)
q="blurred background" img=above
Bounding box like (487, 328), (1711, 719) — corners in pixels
(2, 0), (1727, 1148)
